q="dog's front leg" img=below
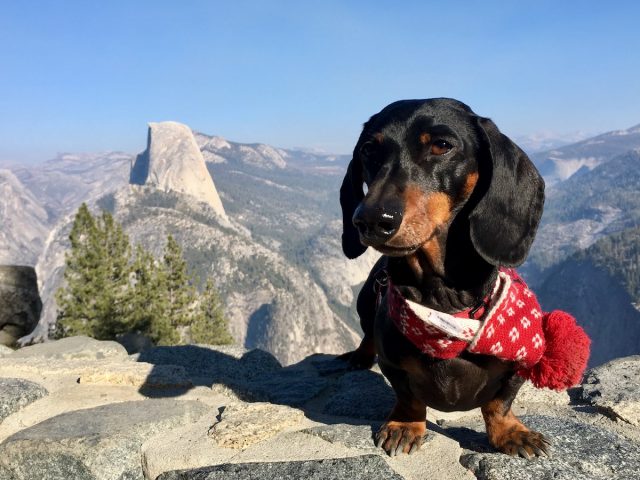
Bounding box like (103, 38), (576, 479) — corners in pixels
(481, 375), (551, 459)
(338, 261), (386, 369)
(375, 363), (427, 456)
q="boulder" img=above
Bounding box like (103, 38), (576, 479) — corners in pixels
(0, 266), (41, 347)
(0, 378), (48, 424)
(157, 456), (404, 480)
(581, 355), (640, 425)
(0, 399), (209, 480)
(460, 414), (640, 480)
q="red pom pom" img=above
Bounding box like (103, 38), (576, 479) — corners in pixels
(519, 311), (591, 391)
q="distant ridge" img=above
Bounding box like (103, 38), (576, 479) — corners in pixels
(530, 122), (640, 185)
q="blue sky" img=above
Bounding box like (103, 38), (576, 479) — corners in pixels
(1, 1), (639, 163)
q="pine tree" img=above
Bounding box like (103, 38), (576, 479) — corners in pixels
(190, 279), (234, 345)
(54, 203), (100, 338)
(56, 204), (131, 339)
(162, 235), (195, 330)
(55, 205), (234, 347)
(94, 210), (131, 338)
(127, 245), (178, 345)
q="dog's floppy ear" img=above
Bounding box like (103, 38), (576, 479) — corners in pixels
(469, 117), (545, 267)
(340, 155), (367, 259)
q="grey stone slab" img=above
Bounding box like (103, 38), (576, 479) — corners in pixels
(581, 355), (640, 425)
(301, 423), (380, 451)
(137, 344), (282, 385)
(460, 415), (640, 480)
(306, 353), (351, 376)
(0, 345), (13, 358)
(11, 336), (128, 361)
(239, 367), (330, 407)
(157, 455), (405, 480)
(138, 345), (328, 406)
(0, 378), (48, 423)
(323, 370), (395, 420)
(0, 399), (209, 480)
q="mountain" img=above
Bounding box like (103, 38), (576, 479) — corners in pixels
(11, 152), (132, 222)
(12, 119), (639, 367)
(131, 122), (227, 219)
(524, 150), (640, 281)
(0, 170), (50, 265)
(530, 123), (640, 185)
(11, 123), (369, 365)
(537, 226), (640, 366)
(524, 136), (640, 367)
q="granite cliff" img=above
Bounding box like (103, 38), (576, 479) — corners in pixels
(130, 122), (227, 220)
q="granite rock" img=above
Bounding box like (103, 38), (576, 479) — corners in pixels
(460, 415), (640, 480)
(323, 369), (395, 420)
(11, 335), (128, 361)
(130, 121), (227, 219)
(0, 266), (41, 347)
(302, 423), (380, 452)
(208, 402), (305, 449)
(137, 344), (282, 386)
(0, 399), (209, 480)
(157, 456), (404, 480)
(581, 355), (640, 425)
(0, 378), (48, 424)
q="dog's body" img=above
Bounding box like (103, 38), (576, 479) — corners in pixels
(340, 98), (549, 458)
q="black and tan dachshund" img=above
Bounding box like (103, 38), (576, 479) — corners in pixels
(340, 98), (549, 458)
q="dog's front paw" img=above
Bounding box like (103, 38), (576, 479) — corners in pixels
(495, 429), (551, 459)
(375, 421), (425, 456)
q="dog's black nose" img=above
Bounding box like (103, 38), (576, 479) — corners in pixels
(352, 203), (403, 244)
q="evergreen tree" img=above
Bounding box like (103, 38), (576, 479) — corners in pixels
(190, 279), (234, 345)
(56, 205), (234, 347)
(162, 235), (195, 329)
(127, 244), (178, 345)
(94, 210), (131, 337)
(56, 204), (131, 339)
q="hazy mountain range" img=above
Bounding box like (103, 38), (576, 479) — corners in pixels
(1, 121), (639, 367)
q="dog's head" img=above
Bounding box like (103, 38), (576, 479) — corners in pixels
(340, 98), (544, 267)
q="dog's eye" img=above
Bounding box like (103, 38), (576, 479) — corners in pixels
(431, 140), (453, 156)
(360, 142), (375, 157)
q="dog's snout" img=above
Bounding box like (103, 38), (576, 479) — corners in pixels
(352, 203), (403, 244)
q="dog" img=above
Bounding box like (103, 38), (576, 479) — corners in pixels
(339, 98), (551, 458)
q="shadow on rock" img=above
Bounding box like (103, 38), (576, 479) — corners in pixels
(136, 345), (396, 427)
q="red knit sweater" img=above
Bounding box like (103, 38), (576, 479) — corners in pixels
(386, 269), (591, 390)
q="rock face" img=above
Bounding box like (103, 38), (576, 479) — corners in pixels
(0, 400), (209, 480)
(0, 170), (50, 265)
(1, 337), (639, 480)
(581, 356), (640, 426)
(536, 258), (640, 367)
(0, 378), (48, 424)
(461, 415), (640, 479)
(0, 266), (42, 347)
(130, 122), (227, 220)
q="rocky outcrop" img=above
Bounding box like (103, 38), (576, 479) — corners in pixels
(580, 356), (640, 425)
(536, 258), (640, 367)
(0, 379), (47, 424)
(130, 122), (227, 220)
(0, 170), (50, 265)
(1, 337), (639, 480)
(0, 266), (41, 347)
